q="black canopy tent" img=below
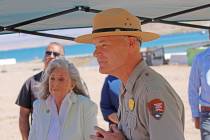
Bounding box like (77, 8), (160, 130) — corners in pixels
(0, 0), (209, 41)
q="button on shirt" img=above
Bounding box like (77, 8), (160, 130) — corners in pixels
(189, 48), (210, 117)
(118, 61), (185, 140)
(46, 93), (72, 140)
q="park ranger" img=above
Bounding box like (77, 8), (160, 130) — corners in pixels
(75, 8), (185, 140)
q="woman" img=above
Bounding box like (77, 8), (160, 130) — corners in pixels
(29, 57), (97, 140)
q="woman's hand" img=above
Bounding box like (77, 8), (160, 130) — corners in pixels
(90, 125), (126, 140)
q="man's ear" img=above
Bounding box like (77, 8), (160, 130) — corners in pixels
(128, 37), (137, 48)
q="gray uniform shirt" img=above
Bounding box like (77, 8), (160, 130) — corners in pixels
(118, 61), (185, 140)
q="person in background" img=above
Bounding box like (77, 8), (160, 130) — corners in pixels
(29, 57), (97, 140)
(15, 42), (64, 140)
(100, 75), (120, 124)
(75, 8), (185, 140)
(188, 47), (210, 140)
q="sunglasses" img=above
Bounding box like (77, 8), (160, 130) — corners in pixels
(45, 51), (60, 57)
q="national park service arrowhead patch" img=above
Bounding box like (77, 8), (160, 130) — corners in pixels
(147, 98), (165, 120)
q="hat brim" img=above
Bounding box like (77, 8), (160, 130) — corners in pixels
(75, 31), (160, 44)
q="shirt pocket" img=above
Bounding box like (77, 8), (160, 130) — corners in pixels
(125, 112), (137, 139)
(127, 113), (137, 130)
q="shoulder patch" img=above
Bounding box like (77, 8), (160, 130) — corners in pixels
(147, 98), (165, 120)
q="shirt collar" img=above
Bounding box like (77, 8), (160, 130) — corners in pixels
(125, 60), (148, 95)
(46, 91), (77, 107)
(66, 91), (77, 104)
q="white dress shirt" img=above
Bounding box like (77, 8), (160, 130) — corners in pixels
(46, 93), (71, 140)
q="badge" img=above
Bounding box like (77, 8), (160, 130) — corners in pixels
(147, 98), (165, 120)
(128, 98), (135, 111)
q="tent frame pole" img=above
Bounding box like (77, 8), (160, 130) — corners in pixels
(0, 5), (209, 40)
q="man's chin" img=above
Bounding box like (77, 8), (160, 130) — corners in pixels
(99, 67), (109, 74)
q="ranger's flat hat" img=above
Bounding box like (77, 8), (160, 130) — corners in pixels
(75, 8), (160, 43)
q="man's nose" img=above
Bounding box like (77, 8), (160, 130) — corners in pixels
(93, 48), (97, 57)
(93, 46), (103, 57)
(50, 53), (56, 58)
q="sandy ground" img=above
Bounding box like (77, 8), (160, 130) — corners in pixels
(0, 57), (201, 140)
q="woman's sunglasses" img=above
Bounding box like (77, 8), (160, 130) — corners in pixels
(45, 51), (60, 57)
